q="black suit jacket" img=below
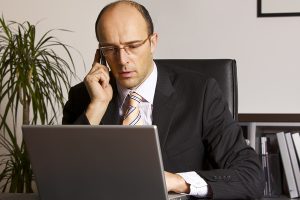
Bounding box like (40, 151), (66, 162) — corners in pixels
(62, 63), (264, 199)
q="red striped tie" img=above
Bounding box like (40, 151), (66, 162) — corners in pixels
(122, 92), (144, 125)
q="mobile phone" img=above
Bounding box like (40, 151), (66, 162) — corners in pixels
(99, 48), (111, 72)
(99, 50), (107, 66)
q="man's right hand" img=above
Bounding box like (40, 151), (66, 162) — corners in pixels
(84, 49), (113, 125)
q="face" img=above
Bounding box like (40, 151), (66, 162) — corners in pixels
(97, 3), (158, 89)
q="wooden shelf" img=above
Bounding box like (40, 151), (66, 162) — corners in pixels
(238, 113), (300, 123)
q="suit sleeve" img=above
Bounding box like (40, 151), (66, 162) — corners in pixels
(197, 79), (265, 199)
(62, 83), (91, 125)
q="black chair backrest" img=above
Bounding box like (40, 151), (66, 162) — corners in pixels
(155, 59), (238, 121)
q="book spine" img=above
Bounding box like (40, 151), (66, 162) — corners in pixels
(285, 132), (300, 195)
(261, 136), (272, 196)
(292, 133), (300, 164)
(276, 132), (299, 198)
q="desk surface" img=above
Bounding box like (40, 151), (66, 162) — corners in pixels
(0, 193), (299, 200)
(0, 194), (39, 200)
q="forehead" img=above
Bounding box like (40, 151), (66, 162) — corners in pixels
(98, 3), (148, 43)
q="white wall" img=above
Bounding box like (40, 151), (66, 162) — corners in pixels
(1, 0), (300, 114)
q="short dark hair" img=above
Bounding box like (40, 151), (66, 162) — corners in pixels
(95, 0), (154, 42)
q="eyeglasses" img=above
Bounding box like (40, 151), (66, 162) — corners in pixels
(99, 35), (151, 57)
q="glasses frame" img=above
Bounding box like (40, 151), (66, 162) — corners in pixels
(99, 35), (152, 57)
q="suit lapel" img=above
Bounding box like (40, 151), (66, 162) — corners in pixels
(152, 66), (177, 149)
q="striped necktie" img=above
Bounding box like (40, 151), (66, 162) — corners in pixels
(122, 92), (144, 125)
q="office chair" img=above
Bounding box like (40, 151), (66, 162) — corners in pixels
(155, 59), (238, 121)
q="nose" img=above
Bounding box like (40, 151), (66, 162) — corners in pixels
(117, 48), (130, 65)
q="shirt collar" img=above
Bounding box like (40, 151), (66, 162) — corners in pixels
(117, 61), (158, 106)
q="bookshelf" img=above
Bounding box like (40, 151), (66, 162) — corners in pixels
(239, 114), (300, 200)
(239, 114), (300, 151)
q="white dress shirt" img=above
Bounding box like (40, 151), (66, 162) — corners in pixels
(116, 62), (208, 197)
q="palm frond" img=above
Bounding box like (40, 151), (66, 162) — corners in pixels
(0, 16), (80, 192)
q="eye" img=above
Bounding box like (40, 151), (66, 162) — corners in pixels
(127, 43), (141, 49)
(105, 46), (116, 51)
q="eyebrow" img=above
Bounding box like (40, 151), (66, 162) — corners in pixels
(99, 39), (144, 47)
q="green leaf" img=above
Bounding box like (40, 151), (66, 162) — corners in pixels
(0, 15), (81, 193)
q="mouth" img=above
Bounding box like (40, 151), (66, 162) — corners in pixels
(119, 71), (135, 78)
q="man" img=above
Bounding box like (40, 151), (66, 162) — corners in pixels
(63, 1), (264, 199)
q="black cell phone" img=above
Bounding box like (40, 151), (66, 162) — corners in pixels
(99, 50), (107, 66)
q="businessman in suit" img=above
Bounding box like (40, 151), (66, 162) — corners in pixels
(63, 1), (264, 199)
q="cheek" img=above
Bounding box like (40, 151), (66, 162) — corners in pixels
(106, 58), (119, 71)
(108, 64), (119, 77)
(134, 50), (152, 69)
(112, 69), (120, 79)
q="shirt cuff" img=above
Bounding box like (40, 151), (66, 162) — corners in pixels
(177, 171), (208, 197)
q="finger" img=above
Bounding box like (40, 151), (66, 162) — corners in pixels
(98, 72), (109, 88)
(91, 70), (109, 88)
(89, 63), (105, 74)
(89, 65), (109, 80)
(84, 74), (106, 92)
(99, 67), (110, 83)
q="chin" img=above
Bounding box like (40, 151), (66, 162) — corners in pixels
(119, 79), (138, 89)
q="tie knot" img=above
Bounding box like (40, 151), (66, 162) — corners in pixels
(128, 91), (143, 107)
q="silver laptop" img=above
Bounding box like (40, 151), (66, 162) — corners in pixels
(22, 125), (190, 200)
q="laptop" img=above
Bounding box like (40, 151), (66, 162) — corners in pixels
(22, 125), (190, 200)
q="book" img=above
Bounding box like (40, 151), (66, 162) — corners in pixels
(285, 133), (300, 195)
(276, 132), (299, 198)
(292, 133), (300, 163)
(261, 137), (269, 196)
(260, 136), (282, 197)
(261, 136), (275, 197)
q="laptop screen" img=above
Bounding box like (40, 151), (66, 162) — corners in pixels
(23, 125), (173, 200)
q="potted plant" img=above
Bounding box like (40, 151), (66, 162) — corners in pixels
(0, 16), (78, 192)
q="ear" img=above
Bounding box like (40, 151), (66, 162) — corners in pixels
(150, 33), (158, 54)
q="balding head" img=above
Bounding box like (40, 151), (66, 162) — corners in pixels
(94, 1), (158, 89)
(95, 0), (153, 42)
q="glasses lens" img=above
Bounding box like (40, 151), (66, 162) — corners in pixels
(100, 36), (150, 57)
(126, 39), (148, 54)
(100, 47), (114, 57)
